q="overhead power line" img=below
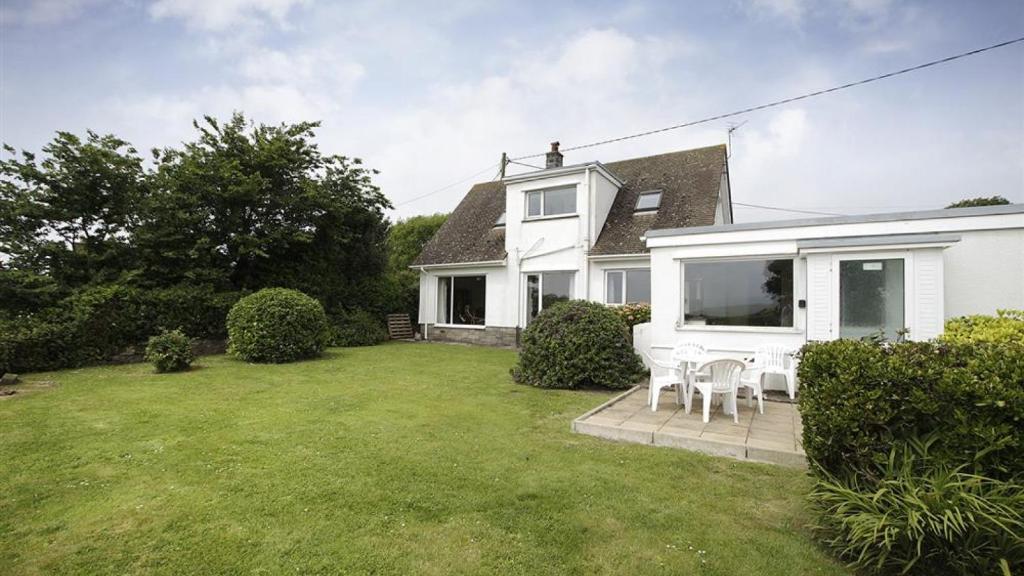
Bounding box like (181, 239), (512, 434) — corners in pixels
(394, 163), (499, 208)
(393, 36), (1024, 207)
(509, 36), (1024, 160)
(733, 202), (845, 216)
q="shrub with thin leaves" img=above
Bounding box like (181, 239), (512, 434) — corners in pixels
(227, 288), (330, 363)
(810, 435), (1024, 576)
(512, 300), (645, 389)
(144, 329), (194, 373)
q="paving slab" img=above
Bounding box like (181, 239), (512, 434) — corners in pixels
(572, 386), (805, 467)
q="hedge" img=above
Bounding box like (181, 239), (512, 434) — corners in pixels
(328, 309), (389, 347)
(0, 283), (239, 375)
(798, 338), (1024, 481)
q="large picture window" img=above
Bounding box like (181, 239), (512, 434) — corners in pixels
(605, 269), (651, 305)
(525, 271), (574, 323)
(525, 186), (577, 218)
(436, 275), (486, 326)
(683, 259), (793, 327)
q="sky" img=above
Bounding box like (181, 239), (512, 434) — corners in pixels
(1, 0), (1023, 222)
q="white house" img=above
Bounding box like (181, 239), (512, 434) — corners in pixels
(641, 203), (1024, 390)
(412, 142), (733, 346)
(413, 141), (1024, 392)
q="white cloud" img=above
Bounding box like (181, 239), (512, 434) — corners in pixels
(148, 0), (307, 31)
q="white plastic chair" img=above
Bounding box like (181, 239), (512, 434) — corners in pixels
(643, 351), (681, 412)
(688, 358), (744, 424)
(643, 342), (707, 412)
(741, 345), (798, 401)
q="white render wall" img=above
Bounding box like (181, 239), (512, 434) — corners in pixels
(942, 228), (1024, 317)
(645, 209), (1024, 364)
(417, 265), (513, 327)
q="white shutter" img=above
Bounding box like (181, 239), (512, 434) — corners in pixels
(806, 254), (832, 341)
(913, 249), (944, 340)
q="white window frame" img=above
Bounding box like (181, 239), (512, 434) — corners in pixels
(523, 270), (576, 324)
(524, 185), (577, 220)
(604, 268), (651, 305)
(678, 256), (798, 331)
(436, 274), (487, 328)
(829, 251), (914, 340)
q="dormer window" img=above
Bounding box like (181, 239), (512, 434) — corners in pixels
(635, 190), (662, 212)
(494, 212), (506, 227)
(526, 185), (577, 218)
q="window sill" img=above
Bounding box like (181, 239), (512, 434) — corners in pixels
(675, 324), (803, 334)
(434, 323), (487, 330)
(523, 213), (579, 222)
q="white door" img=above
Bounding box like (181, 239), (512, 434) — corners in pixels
(831, 252), (913, 341)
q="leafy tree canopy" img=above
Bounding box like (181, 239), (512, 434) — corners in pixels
(1, 131), (146, 287)
(2, 113), (392, 318)
(386, 213), (447, 272)
(945, 196), (1011, 209)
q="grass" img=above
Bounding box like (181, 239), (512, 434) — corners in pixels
(0, 342), (846, 575)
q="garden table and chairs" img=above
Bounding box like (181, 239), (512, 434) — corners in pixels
(646, 342), (798, 423)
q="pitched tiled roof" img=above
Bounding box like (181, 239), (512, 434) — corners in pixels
(411, 144), (727, 265)
(412, 181), (507, 266)
(591, 145), (727, 255)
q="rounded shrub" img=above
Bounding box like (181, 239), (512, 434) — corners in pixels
(226, 288), (330, 363)
(144, 329), (194, 373)
(329, 309), (389, 347)
(513, 300), (645, 389)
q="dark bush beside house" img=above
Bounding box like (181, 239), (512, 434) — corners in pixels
(144, 329), (194, 373)
(329, 309), (389, 347)
(227, 288), (330, 363)
(798, 325), (1024, 575)
(512, 300), (645, 390)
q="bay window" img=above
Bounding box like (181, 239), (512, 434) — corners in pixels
(436, 275), (486, 326)
(605, 269), (651, 305)
(682, 259), (793, 327)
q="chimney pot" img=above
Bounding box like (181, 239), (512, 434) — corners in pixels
(545, 141), (563, 169)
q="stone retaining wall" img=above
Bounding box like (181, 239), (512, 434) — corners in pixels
(422, 325), (517, 347)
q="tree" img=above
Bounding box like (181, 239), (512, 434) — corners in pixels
(0, 131), (146, 288)
(387, 213), (447, 272)
(137, 114), (391, 310)
(945, 196), (1010, 209)
(384, 213), (448, 323)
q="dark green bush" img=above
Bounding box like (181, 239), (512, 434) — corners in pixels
(329, 309), (389, 347)
(144, 329), (194, 373)
(810, 436), (1024, 576)
(0, 317), (79, 374)
(227, 288), (329, 363)
(144, 285), (240, 339)
(512, 300), (645, 389)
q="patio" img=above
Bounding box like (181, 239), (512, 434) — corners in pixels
(572, 386), (806, 468)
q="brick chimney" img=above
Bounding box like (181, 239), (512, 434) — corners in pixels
(545, 141), (563, 169)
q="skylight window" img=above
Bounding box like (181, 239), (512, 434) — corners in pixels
(635, 191), (662, 212)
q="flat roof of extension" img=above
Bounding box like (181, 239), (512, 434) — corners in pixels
(644, 203), (1024, 239)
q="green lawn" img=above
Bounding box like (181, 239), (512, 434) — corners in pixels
(0, 342), (846, 575)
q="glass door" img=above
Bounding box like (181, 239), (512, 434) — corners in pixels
(838, 258), (905, 340)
